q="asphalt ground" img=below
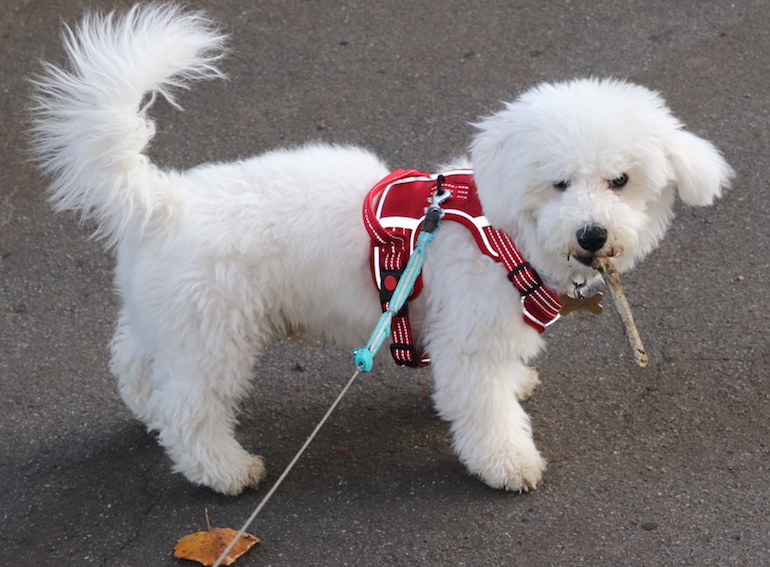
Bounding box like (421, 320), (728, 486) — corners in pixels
(2, 0), (769, 565)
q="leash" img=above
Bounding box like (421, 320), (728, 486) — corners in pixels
(213, 181), (448, 566)
(213, 366), (362, 567)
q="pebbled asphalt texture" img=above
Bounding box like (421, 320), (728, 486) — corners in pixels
(2, 0), (769, 565)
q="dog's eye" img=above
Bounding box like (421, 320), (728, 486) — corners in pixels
(552, 180), (570, 191)
(610, 174), (629, 188)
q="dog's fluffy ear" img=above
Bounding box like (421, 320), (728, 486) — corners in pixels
(667, 129), (734, 206)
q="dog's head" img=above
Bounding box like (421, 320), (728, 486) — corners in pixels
(470, 78), (734, 293)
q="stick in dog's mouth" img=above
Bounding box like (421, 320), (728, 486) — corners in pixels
(592, 256), (648, 368)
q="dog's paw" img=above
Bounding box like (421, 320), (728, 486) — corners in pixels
(514, 367), (541, 401)
(213, 454), (267, 496)
(470, 444), (546, 492)
(179, 452), (267, 496)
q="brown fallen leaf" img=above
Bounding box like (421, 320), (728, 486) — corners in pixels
(592, 256), (647, 368)
(174, 527), (259, 566)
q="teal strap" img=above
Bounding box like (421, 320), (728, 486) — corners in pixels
(353, 230), (435, 371)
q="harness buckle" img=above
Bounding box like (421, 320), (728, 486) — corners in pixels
(508, 262), (543, 296)
(389, 343), (430, 367)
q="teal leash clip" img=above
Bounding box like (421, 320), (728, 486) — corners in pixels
(353, 177), (450, 372)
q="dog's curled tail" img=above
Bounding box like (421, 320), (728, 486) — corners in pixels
(30, 4), (226, 247)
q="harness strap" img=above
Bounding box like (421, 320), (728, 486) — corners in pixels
(483, 226), (562, 332)
(362, 169), (422, 246)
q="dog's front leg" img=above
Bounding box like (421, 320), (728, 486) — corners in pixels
(421, 227), (546, 491)
(430, 350), (546, 492)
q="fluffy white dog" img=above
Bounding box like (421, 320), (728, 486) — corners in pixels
(32, 4), (733, 495)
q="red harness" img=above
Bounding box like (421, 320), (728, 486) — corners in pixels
(363, 169), (562, 367)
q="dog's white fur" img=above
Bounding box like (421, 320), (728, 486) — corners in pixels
(32, 4), (734, 495)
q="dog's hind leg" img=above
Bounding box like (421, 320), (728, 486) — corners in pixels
(144, 344), (267, 495)
(110, 310), (156, 423)
(125, 291), (269, 495)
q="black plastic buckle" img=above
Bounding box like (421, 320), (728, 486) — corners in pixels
(508, 262), (543, 296)
(390, 343), (423, 367)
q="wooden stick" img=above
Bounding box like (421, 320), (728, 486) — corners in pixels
(592, 257), (647, 367)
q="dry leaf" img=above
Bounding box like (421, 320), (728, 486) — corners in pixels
(174, 527), (259, 566)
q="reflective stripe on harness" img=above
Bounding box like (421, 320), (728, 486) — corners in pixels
(363, 169), (562, 367)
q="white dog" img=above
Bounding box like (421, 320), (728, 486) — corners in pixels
(32, 4), (733, 495)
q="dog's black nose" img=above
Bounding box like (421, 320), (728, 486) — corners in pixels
(576, 224), (608, 253)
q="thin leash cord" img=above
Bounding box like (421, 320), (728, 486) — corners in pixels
(213, 366), (362, 567)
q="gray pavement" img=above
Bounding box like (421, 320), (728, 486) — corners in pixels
(2, 0), (769, 565)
